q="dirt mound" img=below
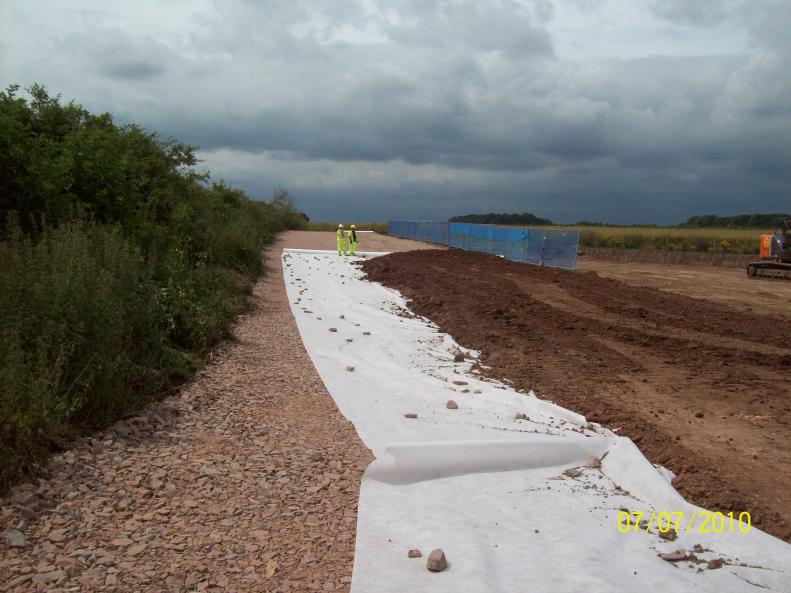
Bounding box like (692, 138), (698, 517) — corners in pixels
(363, 249), (791, 542)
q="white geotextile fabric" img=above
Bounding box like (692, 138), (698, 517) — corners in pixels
(282, 249), (791, 593)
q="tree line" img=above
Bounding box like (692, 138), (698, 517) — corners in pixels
(449, 212), (789, 228)
(449, 212), (553, 225)
(681, 213), (790, 228)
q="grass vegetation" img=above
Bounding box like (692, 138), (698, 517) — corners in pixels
(0, 85), (305, 487)
(305, 221), (389, 234)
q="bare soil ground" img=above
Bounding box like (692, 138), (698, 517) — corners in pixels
(363, 249), (791, 543)
(0, 231), (434, 593)
(579, 257), (791, 319)
(283, 229), (445, 253)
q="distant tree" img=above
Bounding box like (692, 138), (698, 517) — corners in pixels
(268, 187), (306, 230)
(449, 212), (553, 225)
(271, 187), (295, 211)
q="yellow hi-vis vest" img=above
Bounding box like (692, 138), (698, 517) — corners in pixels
(337, 229), (344, 240)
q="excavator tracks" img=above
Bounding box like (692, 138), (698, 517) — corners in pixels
(747, 261), (791, 280)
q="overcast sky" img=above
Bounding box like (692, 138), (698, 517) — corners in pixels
(2, 0), (789, 223)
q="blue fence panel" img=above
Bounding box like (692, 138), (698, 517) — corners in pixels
(388, 221), (578, 270)
(543, 231), (579, 269)
(521, 228), (543, 265)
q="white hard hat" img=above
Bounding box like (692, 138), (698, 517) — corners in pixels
(338, 224), (344, 228)
(350, 224), (356, 229)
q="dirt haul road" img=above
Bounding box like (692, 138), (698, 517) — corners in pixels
(363, 248), (791, 543)
(578, 257), (791, 320)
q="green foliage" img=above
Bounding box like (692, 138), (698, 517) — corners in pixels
(0, 221), (182, 477)
(449, 212), (553, 225)
(0, 85), (304, 487)
(306, 221), (389, 234)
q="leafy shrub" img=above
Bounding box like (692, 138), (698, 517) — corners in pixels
(0, 85), (304, 487)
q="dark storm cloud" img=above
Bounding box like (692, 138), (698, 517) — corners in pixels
(56, 29), (172, 80)
(3, 0), (790, 223)
(98, 61), (165, 79)
(646, 0), (743, 25)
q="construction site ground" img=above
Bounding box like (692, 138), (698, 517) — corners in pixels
(2, 230), (789, 593)
(363, 247), (791, 543)
(578, 256), (791, 319)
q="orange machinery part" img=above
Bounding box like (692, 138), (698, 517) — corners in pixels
(759, 235), (772, 258)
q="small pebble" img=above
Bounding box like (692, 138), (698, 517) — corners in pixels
(707, 558), (723, 570)
(585, 456), (601, 469)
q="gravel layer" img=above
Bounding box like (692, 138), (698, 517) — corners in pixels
(0, 231), (431, 593)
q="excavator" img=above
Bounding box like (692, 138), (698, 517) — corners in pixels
(747, 217), (791, 280)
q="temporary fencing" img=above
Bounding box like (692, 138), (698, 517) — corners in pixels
(388, 221), (580, 270)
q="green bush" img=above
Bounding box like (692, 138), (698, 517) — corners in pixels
(306, 221), (389, 234)
(0, 220), (182, 477)
(0, 85), (304, 487)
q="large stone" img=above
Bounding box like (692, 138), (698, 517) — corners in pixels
(562, 468), (582, 478)
(446, 400), (458, 410)
(408, 549), (422, 558)
(658, 550), (687, 562)
(585, 456), (601, 469)
(426, 548), (448, 572)
(265, 559), (279, 578)
(5, 529), (28, 548)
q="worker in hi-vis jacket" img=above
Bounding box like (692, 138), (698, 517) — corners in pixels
(349, 224), (359, 255)
(336, 224), (348, 255)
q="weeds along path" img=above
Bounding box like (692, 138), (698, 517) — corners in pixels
(0, 233), (390, 593)
(363, 248), (791, 543)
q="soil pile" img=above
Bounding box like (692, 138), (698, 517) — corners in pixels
(363, 248), (791, 542)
